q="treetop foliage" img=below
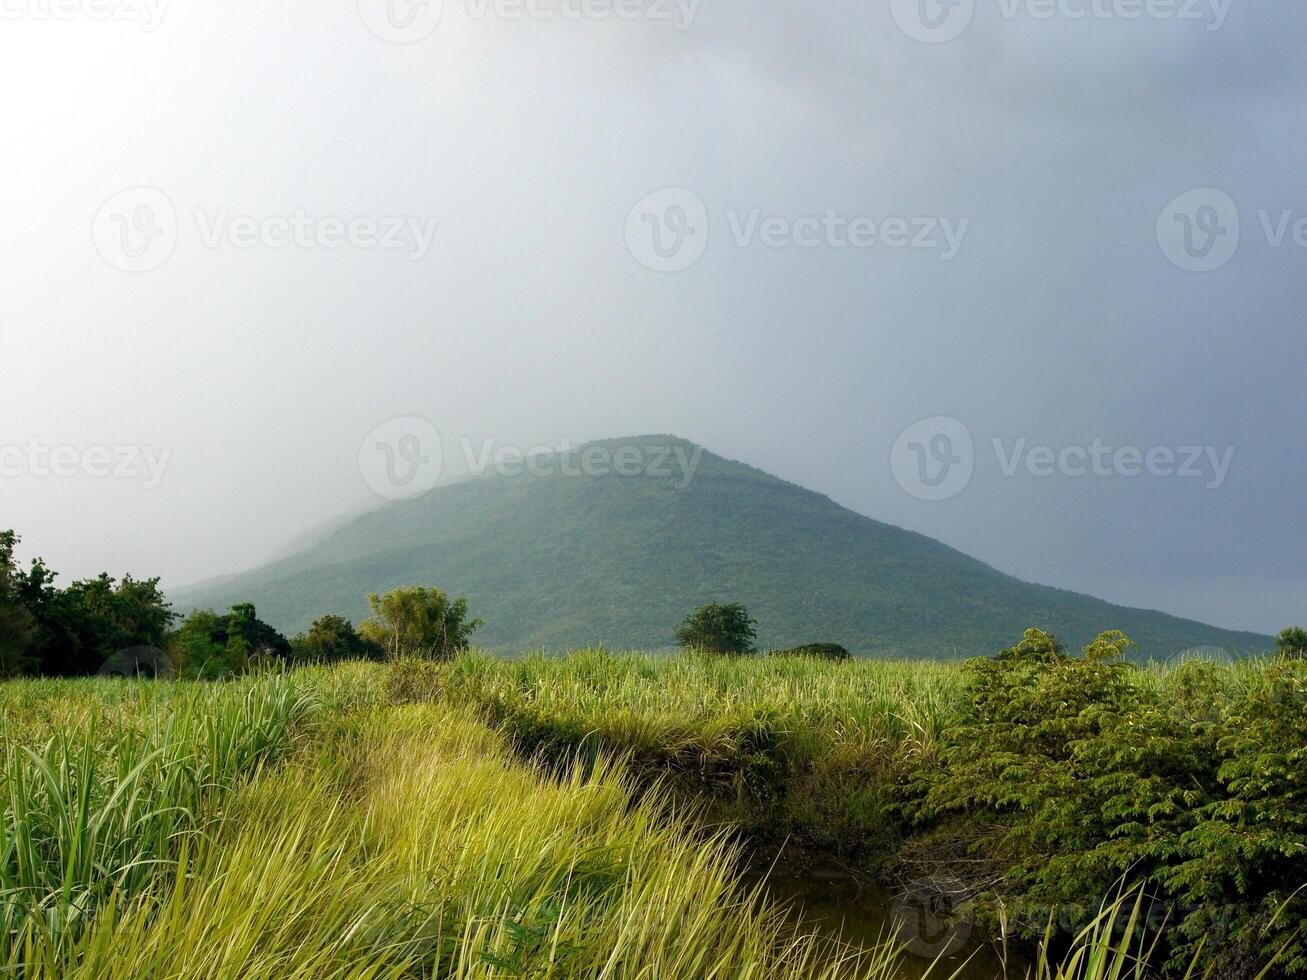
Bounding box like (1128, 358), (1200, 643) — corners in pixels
(675, 603), (758, 656)
(0, 530), (174, 677)
(359, 586), (483, 662)
(289, 614), (382, 665)
(1276, 626), (1307, 659)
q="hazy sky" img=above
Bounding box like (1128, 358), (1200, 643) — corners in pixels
(2, 0), (1303, 634)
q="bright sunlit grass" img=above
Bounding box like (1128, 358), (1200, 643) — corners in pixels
(0, 655), (1296, 978)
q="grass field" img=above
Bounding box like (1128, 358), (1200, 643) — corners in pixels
(0, 652), (1301, 978)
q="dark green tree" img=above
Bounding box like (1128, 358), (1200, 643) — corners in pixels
(0, 531), (37, 677)
(168, 604), (289, 677)
(1275, 626), (1307, 660)
(224, 603), (291, 659)
(14, 550), (174, 676)
(675, 603), (757, 655)
(358, 587), (483, 661)
(168, 609), (229, 676)
(290, 614), (382, 664)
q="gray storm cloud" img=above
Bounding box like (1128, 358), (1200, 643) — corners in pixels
(0, 0), (1302, 632)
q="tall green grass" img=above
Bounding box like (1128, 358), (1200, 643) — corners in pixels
(0, 656), (1296, 978)
(435, 651), (971, 860)
(443, 648), (1287, 766)
(34, 701), (896, 979)
(438, 650), (1292, 797)
(445, 650), (960, 754)
(1025, 884), (1300, 980)
(0, 674), (315, 967)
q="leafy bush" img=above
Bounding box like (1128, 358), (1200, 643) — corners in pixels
(772, 643), (852, 661)
(904, 628), (1307, 977)
(1191, 658), (1307, 974)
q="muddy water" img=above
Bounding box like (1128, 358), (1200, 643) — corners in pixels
(752, 867), (1025, 980)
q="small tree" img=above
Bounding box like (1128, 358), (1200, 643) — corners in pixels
(675, 603), (757, 656)
(290, 615), (382, 664)
(167, 604), (289, 677)
(1275, 626), (1307, 660)
(359, 587), (483, 662)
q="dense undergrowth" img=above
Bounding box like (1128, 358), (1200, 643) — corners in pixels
(0, 651), (1301, 978)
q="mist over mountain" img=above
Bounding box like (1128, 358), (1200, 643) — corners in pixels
(172, 437), (1271, 659)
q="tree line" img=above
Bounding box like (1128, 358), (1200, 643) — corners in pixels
(2, 528), (1301, 678)
(0, 530), (481, 678)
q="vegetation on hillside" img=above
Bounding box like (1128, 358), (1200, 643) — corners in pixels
(166, 439), (1275, 658)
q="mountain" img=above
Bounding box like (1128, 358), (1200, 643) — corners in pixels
(170, 436), (1271, 659)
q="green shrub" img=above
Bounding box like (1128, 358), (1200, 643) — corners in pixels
(168, 605), (290, 678)
(772, 643), (852, 662)
(903, 628), (1307, 977)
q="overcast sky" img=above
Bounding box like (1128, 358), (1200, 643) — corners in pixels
(1, 0), (1303, 634)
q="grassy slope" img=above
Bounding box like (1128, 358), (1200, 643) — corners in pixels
(172, 436), (1271, 659)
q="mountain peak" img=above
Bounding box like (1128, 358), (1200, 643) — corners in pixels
(173, 443), (1272, 659)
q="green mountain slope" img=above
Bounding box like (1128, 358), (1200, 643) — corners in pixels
(171, 436), (1271, 659)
